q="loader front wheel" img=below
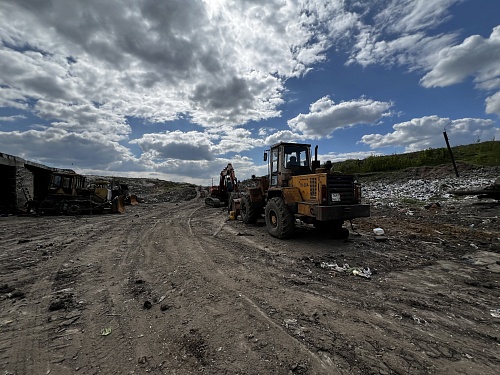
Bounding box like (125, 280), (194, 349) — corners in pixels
(265, 197), (295, 239)
(240, 195), (259, 224)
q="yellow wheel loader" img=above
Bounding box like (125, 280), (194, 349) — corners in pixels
(237, 142), (370, 239)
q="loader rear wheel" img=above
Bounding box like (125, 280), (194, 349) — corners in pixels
(265, 197), (295, 239)
(240, 195), (259, 224)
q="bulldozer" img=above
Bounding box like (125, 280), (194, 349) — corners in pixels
(232, 142), (370, 239)
(205, 163), (239, 208)
(37, 171), (127, 215)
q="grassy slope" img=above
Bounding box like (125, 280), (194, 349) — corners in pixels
(333, 141), (500, 174)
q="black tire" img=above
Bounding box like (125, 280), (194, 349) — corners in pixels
(66, 203), (81, 215)
(240, 195), (259, 224)
(265, 197), (295, 239)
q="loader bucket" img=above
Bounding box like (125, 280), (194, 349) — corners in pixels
(129, 194), (139, 205)
(112, 195), (126, 213)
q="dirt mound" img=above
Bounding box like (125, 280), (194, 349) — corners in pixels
(86, 175), (198, 203)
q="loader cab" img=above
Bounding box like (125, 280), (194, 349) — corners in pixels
(268, 142), (312, 187)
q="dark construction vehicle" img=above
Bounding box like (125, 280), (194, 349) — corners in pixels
(205, 163), (239, 208)
(232, 142), (370, 239)
(37, 171), (127, 215)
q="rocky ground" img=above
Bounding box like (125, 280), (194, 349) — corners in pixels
(1, 165), (499, 375)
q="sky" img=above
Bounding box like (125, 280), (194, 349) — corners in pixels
(1, 0), (499, 185)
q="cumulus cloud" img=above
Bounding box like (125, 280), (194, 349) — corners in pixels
(420, 26), (500, 88)
(0, 115), (26, 122)
(264, 130), (305, 145)
(319, 151), (384, 163)
(0, 128), (133, 168)
(486, 91), (500, 116)
(361, 116), (498, 152)
(288, 96), (392, 138)
(131, 131), (217, 161)
(0, 0), (351, 131)
(419, 26), (500, 116)
(0, 0), (365, 178)
(211, 127), (265, 154)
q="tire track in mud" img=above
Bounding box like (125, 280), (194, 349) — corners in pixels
(65, 207), (174, 375)
(190, 207), (500, 374)
(43, 215), (134, 375)
(63, 202), (206, 374)
(3, 198), (498, 374)
(185, 206), (342, 374)
(206, 227), (411, 374)
(191, 214), (367, 373)
(0, 216), (110, 374)
(94, 201), (339, 373)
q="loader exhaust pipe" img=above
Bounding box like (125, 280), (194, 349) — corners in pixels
(312, 145), (320, 172)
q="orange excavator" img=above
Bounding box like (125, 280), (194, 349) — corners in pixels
(205, 163), (239, 207)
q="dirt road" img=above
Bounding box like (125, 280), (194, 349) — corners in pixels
(1, 190), (499, 374)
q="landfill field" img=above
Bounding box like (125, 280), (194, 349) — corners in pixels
(1, 166), (499, 375)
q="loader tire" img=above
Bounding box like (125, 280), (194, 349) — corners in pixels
(265, 197), (295, 239)
(240, 195), (259, 224)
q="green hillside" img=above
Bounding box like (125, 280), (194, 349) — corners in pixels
(332, 141), (500, 174)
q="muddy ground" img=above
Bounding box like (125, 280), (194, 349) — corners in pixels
(1, 169), (499, 375)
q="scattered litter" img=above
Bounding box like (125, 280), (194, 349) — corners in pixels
(372, 227), (387, 241)
(320, 262), (373, 279)
(490, 309), (500, 318)
(101, 327), (112, 336)
(320, 262), (349, 272)
(143, 301), (152, 309)
(352, 267), (372, 279)
(284, 319), (297, 328)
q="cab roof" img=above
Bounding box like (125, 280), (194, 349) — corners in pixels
(270, 142), (311, 149)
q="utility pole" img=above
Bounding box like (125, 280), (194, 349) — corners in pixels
(443, 122), (459, 178)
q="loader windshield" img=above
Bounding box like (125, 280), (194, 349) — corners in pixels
(284, 145), (310, 169)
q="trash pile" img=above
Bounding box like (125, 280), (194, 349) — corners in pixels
(362, 167), (499, 205)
